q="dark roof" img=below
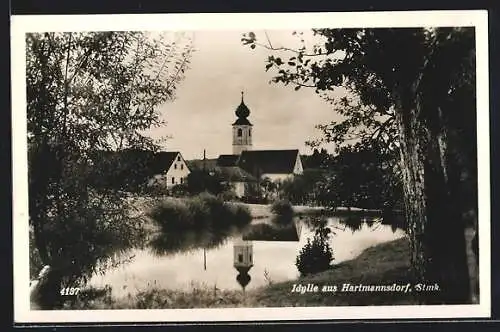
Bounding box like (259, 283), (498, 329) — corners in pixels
(186, 158), (218, 171)
(153, 151), (180, 173)
(232, 117), (253, 126)
(217, 154), (240, 167)
(238, 149), (300, 175)
(216, 166), (258, 182)
(92, 150), (183, 174)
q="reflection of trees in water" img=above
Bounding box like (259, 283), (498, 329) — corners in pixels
(302, 210), (406, 234)
(149, 224), (246, 256)
(242, 223), (299, 241)
(270, 214), (294, 227)
(380, 209), (406, 232)
(300, 216), (329, 232)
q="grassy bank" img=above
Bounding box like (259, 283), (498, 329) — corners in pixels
(252, 237), (416, 306)
(67, 237), (417, 309)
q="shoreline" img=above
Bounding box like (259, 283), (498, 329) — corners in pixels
(67, 237), (413, 309)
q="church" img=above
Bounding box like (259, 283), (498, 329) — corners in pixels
(213, 92), (304, 197)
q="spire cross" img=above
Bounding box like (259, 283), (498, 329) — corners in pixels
(241, 91), (244, 102)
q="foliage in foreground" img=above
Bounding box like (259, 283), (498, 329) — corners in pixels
(243, 27), (477, 303)
(26, 31), (194, 309)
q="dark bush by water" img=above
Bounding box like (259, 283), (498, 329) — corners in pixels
(295, 225), (334, 276)
(149, 192), (252, 233)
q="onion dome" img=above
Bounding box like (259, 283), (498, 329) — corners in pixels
(233, 91), (253, 126)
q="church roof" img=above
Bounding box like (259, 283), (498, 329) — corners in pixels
(235, 93), (250, 118)
(217, 154), (240, 167)
(232, 117), (253, 126)
(186, 158), (218, 171)
(233, 91), (252, 126)
(238, 149), (300, 175)
(216, 166), (258, 182)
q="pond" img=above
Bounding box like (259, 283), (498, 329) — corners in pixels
(88, 213), (405, 299)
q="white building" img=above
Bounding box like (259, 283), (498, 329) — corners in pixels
(148, 151), (191, 189)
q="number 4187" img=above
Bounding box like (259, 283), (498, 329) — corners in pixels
(60, 287), (80, 296)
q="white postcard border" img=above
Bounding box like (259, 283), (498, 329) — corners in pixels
(11, 10), (491, 323)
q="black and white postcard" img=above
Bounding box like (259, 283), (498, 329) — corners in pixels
(11, 10), (491, 323)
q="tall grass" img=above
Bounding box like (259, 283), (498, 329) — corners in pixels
(63, 283), (251, 309)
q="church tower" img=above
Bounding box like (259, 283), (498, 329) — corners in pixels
(232, 92), (253, 155)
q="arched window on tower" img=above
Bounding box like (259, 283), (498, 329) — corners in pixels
(249, 129), (251, 137)
(237, 128), (242, 137)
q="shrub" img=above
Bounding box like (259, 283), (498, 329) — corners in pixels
(271, 200), (294, 218)
(230, 204), (252, 227)
(194, 192), (228, 228)
(295, 226), (334, 276)
(218, 189), (237, 202)
(149, 193), (252, 233)
(187, 195), (211, 229)
(149, 199), (192, 230)
(171, 184), (189, 197)
(241, 196), (268, 205)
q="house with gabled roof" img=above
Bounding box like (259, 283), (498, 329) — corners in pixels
(90, 149), (191, 191)
(147, 151), (191, 189)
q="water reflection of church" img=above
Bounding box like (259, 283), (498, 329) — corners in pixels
(233, 238), (253, 291)
(232, 220), (303, 291)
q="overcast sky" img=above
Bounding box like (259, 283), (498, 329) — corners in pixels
(144, 30), (344, 160)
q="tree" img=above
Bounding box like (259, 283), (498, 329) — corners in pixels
(27, 31), (193, 308)
(186, 169), (229, 195)
(89, 149), (160, 192)
(280, 169), (327, 205)
(242, 28), (477, 304)
(326, 142), (403, 210)
(302, 148), (332, 169)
